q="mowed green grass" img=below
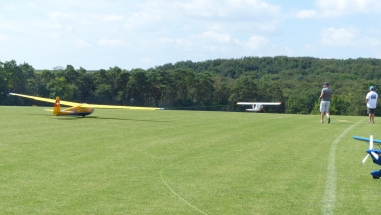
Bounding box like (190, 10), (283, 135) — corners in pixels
(1, 106), (381, 214)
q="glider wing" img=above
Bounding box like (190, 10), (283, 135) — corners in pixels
(9, 93), (163, 110)
(9, 93), (80, 107)
(80, 104), (162, 110)
(237, 102), (282, 105)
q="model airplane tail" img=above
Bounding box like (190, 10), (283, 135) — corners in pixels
(353, 135), (381, 179)
(53, 96), (61, 116)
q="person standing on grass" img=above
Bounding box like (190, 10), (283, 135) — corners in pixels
(366, 86), (378, 123)
(320, 82), (333, 123)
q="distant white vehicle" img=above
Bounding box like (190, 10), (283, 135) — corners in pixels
(237, 102), (281, 112)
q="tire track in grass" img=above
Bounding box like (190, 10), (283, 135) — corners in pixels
(321, 120), (364, 215)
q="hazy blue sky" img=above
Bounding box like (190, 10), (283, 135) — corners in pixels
(1, 0), (380, 70)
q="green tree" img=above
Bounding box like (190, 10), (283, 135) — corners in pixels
(164, 69), (194, 108)
(147, 69), (166, 107)
(231, 76), (258, 101)
(193, 72), (214, 106)
(37, 70), (55, 97)
(286, 89), (317, 114)
(0, 61), (7, 104)
(127, 69), (148, 106)
(3, 60), (27, 93)
(46, 77), (75, 100)
(115, 70), (130, 105)
(213, 75), (231, 106)
(93, 84), (113, 104)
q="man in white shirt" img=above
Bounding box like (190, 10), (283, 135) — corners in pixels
(366, 86), (378, 123)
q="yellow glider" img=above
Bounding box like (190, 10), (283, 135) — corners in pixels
(9, 93), (164, 117)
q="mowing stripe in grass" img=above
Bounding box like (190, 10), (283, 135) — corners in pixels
(321, 119), (364, 215)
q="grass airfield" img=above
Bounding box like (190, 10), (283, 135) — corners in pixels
(1, 106), (381, 214)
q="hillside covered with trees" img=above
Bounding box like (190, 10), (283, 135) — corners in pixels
(1, 56), (380, 115)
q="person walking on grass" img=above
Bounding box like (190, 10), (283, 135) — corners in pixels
(366, 86), (378, 123)
(320, 82), (333, 123)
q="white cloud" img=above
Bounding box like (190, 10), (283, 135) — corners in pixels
(124, 12), (162, 30)
(361, 37), (381, 46)
(98, 39), (127, 47)
(320, 27), (381, 48)
(26, 3), (36, 8)
(174, 0), (282, 18)
(294, 9), (317, 18)
(159, 37), (193, 49)
(74, 39), (92, 48)
(0, 33), (13, 41)
(4, 2), (35, 11)
(65, 26), (74, 32)
(140, 57), (153, 64)
(304, 44), (318, 53)
(78, 19), (91, 25)
(246, 35), (271, 51)
(11, 0), (381, 70)
(30, 22), (62, 30)
(202, 45), (226, 52)
(173, 0), (217, 17)
(159, 31), (230, 53)
(174, 38), (192, 47)
(180, 25), (191, 31)
(49, 11), (76, 22)
(321, 27), (357, 46)
(199, 31), (231, 43)
(103, 15), (123, 22)
(317, 0), (381, 16)
(129, 0), (282, 33)
(3, 3), (16, 11)
(295, 0), (381, 18)
(46, 0), (111, 10)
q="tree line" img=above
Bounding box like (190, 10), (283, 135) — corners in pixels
(1, 56), (381, 115)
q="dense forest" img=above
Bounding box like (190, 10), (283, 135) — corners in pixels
(1, 56), (381, 115)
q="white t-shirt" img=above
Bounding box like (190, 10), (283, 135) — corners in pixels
(366, 91), (378, 108)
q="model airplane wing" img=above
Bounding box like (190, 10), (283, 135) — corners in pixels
(237, 102), (282, 105)
(352, 136), (381, 145)
(237, 102), (281, 112)
(9, 93), (162, 110)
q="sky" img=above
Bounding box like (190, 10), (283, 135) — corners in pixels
(1, 0), (381, 70)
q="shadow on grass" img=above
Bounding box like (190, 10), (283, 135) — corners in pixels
(55, 115), (170, 122)
(26, 113), (170, 122)
(330, 120), (358, 124)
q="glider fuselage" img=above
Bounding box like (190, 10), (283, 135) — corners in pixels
(56, 107), (95, 117)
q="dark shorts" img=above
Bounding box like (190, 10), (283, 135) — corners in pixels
(367, 107), (376, 114)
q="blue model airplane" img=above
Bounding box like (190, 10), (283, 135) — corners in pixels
(353, 135), (381, 179)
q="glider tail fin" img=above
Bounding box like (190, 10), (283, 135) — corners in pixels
(53, 96), (61, 116)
